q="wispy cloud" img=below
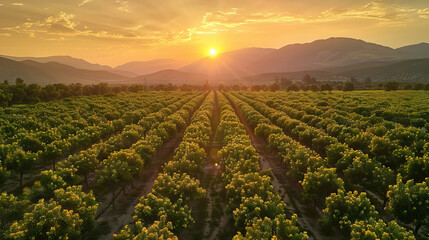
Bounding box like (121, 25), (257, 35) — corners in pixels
(194, 2), (427, 35)
(418, 8), (429, 18)
(1, 2), (428, 48)
(2, 11), (192, 45)
(20, 12), (78, 33)
(11, 3), (24, 6)
(78, 0), (92, 7)
(116, 0), (130, 12)
(321, 2), (417, 21)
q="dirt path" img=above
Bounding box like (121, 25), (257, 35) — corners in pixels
(228, 96), (343, 240)
(90, 130), (185, 240)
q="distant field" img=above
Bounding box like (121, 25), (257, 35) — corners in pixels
(1, 90), (428, 240)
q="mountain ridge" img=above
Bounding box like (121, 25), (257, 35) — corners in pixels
(2, 37), (429, 85)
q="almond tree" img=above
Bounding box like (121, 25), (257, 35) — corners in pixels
(385, 176), (429, 234)
(5, 148), (37, 187)
(301, 167), (344, 204)
(5, 199), (83, 239)
(320, 190), (378, 234)
(133, 193), (193, 233)
(233, 214), (308, 240)
(350, 218), (415, 240)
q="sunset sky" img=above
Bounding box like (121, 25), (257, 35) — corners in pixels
(1, 0), (428, 66)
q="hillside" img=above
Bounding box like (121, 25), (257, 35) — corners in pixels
(179, 47), (275, 78)
(338, 58), (429, 82)
(0, 55), (137, 77)
(123, 69), (207, 85)
(0, 57), (128, 85)
(180, 38), (429, 79)
(396, 43), (429, 59)
(2, 37), (429, 85)
(115, 59), (190, 75)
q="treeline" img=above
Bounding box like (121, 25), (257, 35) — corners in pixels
(0, 78), (210, 107)
(221, 74), (429, 92)
(220, 81), (429, 92)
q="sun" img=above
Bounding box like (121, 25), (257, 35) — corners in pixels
(209, 48), (217, 57)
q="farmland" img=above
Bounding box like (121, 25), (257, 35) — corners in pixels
(0, 90), (428, 240)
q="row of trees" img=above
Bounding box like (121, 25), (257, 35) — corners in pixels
(0, 78), (213, 107)
(0, 93), (204, 239)
(230, 92), (425, 237)
(114, 93), (213, 238)
(218, 92), (308, 239)
(0, 93), (187, 187)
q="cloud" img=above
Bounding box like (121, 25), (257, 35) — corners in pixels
(78, 0), (92, 7)
(418, 8), (429, 18)
(193, 2), (427, 35)
(321, 2), (417, 21)
(21, 12), (78, 33)
(11, 3), (23, 6)
(196, 8), (307, 34)
(116, 0), (130, 12)
(2, 2), (427, 48)
(2, 11), (192, 45)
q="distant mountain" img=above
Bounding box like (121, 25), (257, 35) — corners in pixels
(323, 60), (400, 73)
(338, 58), (429, 82)
(180, 47), (275, 78)
(0, 55), (111, 71)
(123, 69), (207, 85)
(240, 58), (429, 84)
(2, 37), (429, 86)
(0, 57), (128, 85)
(115, 59), (190, 76)
(0, 55), (138, 77)
(180, 38), (429, 79)
(255, 38), (400, 73)
(243, 70), (333, 85)
(396, 43), (429, 59)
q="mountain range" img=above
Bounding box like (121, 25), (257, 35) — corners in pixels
(1, 37), (429, 85)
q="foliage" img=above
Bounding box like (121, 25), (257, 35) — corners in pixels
(0, 193), (29, 235)
(233, 194), (286, 232)
(5, 199), (83, 240)
(301, 167), (344, 202)
(233, 214), (308, 240)
(152, 173), (206, 204)
(53, 186), (98, 233)
(320, 190), (378, 234)
(350, 218), (415, 240)
(113, 215), (178, 240)
(133, 193), (193, 232)
(385, 176), (429, 234)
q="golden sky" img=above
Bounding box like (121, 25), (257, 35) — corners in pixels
(1, 0), (428, 66)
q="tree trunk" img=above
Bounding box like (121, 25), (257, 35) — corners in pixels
(84, 174), (88, 187)
(52, 158), (56, 171)
(414, 222), (421, 235)
(382, 195), (387, 209)
(20, 171), (23, 187)
(111, 190), (115, 208)
(131, 180), (134, 189)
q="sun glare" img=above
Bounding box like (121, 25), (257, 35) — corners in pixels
(209, 48), (217, 56)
